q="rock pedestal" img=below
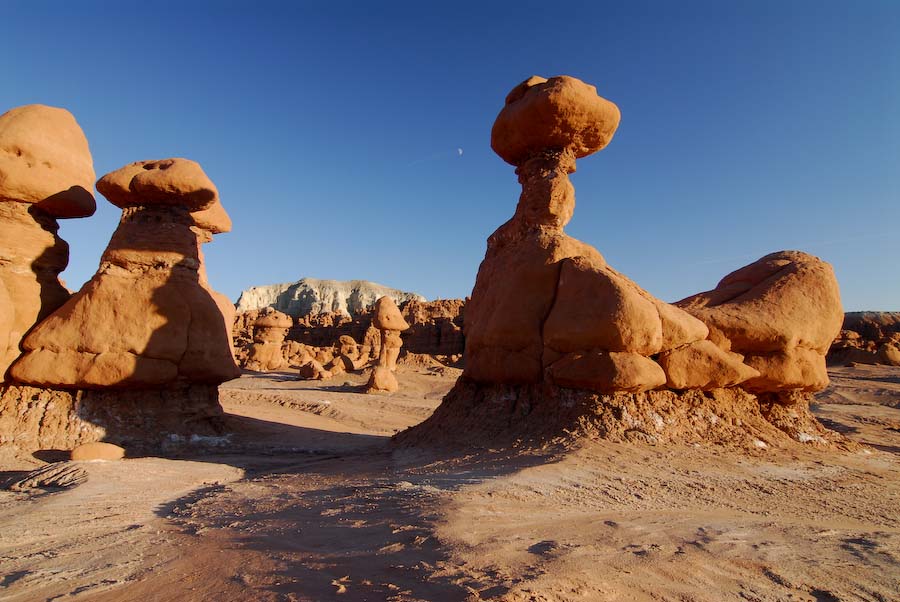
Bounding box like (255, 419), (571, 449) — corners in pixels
(398, 75), (845, 449)
(2, 158), (237, 454)
(10, 159), (240, 387)
(367, 297), (410, 393)
(244, 310), (293, 372)
(0, 105), (96, 378)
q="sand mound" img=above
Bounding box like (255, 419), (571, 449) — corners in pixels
(396, 379), (855, 453)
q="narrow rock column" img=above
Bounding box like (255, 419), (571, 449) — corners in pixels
(366, 296), (410, 393)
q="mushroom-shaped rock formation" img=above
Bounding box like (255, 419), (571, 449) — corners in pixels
(464, 75), (739, 393)
(0, 105), (96, 378)
(245, 311), (293, 372)
(676, 251), (843, 391)
(397, 76), (847, 450)
(367, 296), (410, 393)
(10, 158), (240, 388)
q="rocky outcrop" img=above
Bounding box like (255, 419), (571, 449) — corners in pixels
(233, 299), (466, 371)
(366, 297), (410, 393)
(463, 75), (754, 394)
(400, 298), (465, 357)
(828, 312), (900, 366)
(243, 310), (293, 372)
(0, 383), (224, 453)
(235, 277), (425, 316)
(398, 75), (846, 449)
(677, 251), (844, 391)
(10, 158), (240, 388)
(0, 105), (96, 378)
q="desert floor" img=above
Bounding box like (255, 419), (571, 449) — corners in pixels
(1, 363), (898, 602)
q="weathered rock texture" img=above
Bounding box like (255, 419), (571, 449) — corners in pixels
(10, 158), (240, 387)
(828, 312), (900, 366)
(0, 383), (224, 453)
(0, 105), (96, 378)
(235, 277), (425, 316)
(233, 299), (465, 371)
(676, 251), (844, 391)
(465, 75), (758, 393)
(399, 75), (845, 448)
(244, 310), (293, 372)
(366, 297), (410, 393)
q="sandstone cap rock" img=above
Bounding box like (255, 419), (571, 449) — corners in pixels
(97, 158), (218, 211)
(372, 296), (410, 331)
(255, 311), (293, 330)
(491, 76), (621, 166)
(191, 199), (232, 234)
(0, 104), (96, 217)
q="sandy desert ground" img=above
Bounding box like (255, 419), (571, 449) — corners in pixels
(1, 363), (898, 602)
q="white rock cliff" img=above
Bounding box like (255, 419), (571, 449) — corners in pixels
(234, 278), (425, 317)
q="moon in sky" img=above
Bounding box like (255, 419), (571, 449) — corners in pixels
(457, 148), (463, 156)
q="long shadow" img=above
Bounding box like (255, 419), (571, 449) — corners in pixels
(828, 367), (900, 386)
(148, 429), (564, 600)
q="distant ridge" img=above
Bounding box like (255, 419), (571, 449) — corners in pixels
(234, 278), (426, 317)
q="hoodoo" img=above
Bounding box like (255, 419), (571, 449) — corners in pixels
(0, 105), (96, 378)
(399, 76), (845, 449)
(2, 156), (239, 454)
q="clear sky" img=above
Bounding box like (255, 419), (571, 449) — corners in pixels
(3, 1), (898, 311)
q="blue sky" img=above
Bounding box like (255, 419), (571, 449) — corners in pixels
(3, 1), (898, 311)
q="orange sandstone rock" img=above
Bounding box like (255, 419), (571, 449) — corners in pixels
(367, 297), (410, 393)
(9, 159), (239, 388)
(0, 104), (96, 216)
(0, 105), (96, 378)
(492, 76), (621, 166)
(245, 310), (293, 372)
(677, 251), (843, 391)
(465, 75), (716, 391)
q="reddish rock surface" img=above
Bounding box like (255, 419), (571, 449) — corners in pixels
(463, 75), (733, 393)
(0, 105), (96, 379)
(827, 312), (900, 366)
(367, 296), (410, 393)
(401, 74), (846, 447)
(243, 310), (293, 372)
(677, 250), (844, 391)
(10, 158), (239, 388)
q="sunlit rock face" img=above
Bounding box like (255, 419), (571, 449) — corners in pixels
(11, 158), (239, 388)
(399, 75), (845, 449)
(0, 104), (96, 379)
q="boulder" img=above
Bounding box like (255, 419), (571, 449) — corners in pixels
(677, 251), (843, 391)
(546, 350), (666, 393)
(0, 104), (95, 216)
(492, 76), (621, 166)
(657, 340), (760, 390)
(71, 441), (125, 461)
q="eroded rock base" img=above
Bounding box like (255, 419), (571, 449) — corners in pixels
(396, 380), (853, 452)
(0, 383), (224, 454)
